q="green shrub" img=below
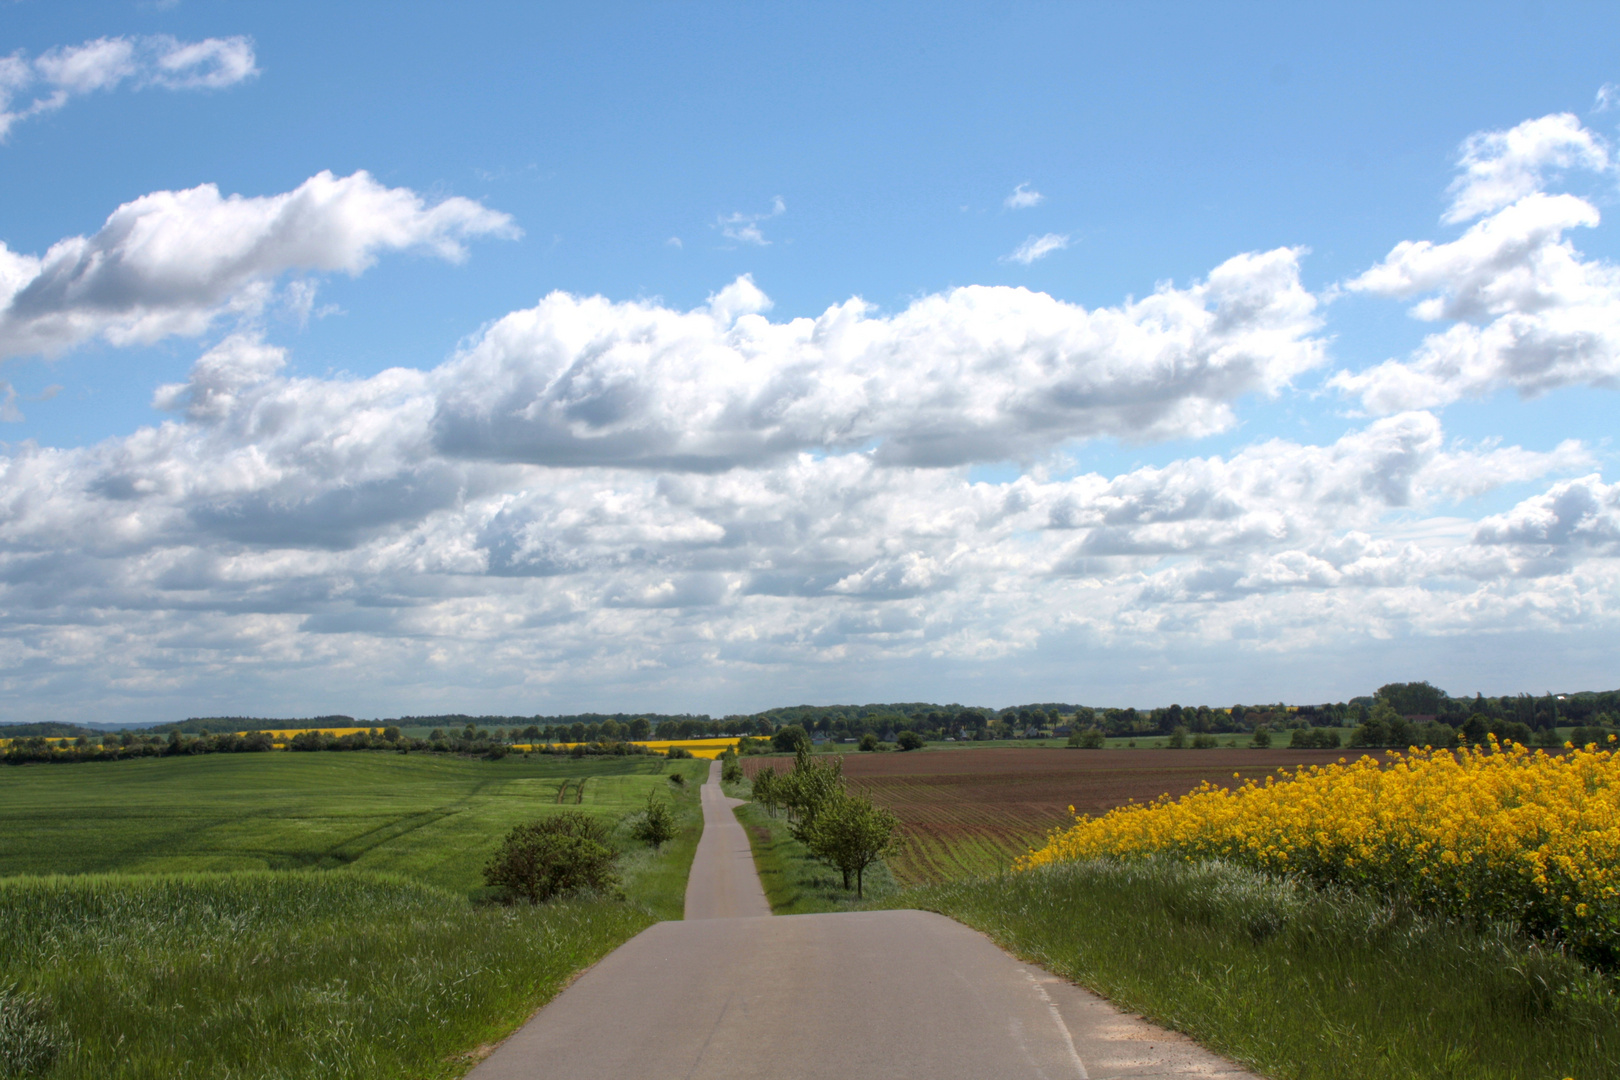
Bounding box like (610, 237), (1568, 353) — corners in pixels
(1191, 733), (1219, 749)
(665, 745), (694, 759)
(631, 792), (676, 851)
(1289, 726), (1342, 749)
(482, 812), (620, 904)
(858, 733), (879, 752)
(896, 731), (926, 751)
(1068, 728), (1105, 749)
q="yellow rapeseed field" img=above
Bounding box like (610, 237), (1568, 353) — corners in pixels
(241, 727), (374, 740)
(1019, 738), (1620, 954)
(516, 738), (744, 759)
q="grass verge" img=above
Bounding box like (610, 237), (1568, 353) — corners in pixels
(883, 856), (1620, 1080)
(0, 870), (652, 1080)
(727, 784), (897, 914)
(614, 759), (707, 919)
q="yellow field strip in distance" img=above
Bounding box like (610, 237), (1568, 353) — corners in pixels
(512, 737), (747, 759)
(3, 731), (751, 758)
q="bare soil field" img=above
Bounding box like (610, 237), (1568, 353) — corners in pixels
(744, 747), (1366, 885)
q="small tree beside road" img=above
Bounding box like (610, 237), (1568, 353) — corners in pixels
(780, 746), (844, 843)
(632, 790), (676, 851)
(751, 765), (782, 816)
(804, 792), (898, 898)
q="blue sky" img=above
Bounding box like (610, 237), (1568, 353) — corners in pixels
(2, 2), (1619, 722)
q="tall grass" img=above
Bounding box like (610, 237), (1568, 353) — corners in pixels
(612, 761), (707, 919)
(892, 857), (1620, 1080)
(0, 871), (651, 1080)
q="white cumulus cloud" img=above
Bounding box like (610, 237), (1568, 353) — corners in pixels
(1333, 113), (1620, 412)
(0, 170), (518, 360)
(1443, 112), (1609, 224)
(432, 249), (1323, 469)
(0, 35), (258, 140)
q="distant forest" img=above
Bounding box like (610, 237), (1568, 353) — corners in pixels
(5, 682), (1616, 743)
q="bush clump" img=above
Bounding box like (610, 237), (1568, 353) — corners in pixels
(772, 725), (811, 753)
(631, 792), (676, 851)
(483, 812), (619, 904)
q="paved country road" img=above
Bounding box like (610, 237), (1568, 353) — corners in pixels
(469, 761), (1261, 1080)
(683, 759), (772, 920)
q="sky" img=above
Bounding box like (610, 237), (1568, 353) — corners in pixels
(2, 1), (1620, 722)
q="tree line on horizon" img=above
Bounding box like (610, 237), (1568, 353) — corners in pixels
(6, 682), (1618, 745)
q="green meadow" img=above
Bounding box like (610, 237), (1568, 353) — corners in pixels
(0, 751), (692, 892)
(0, 752), (707, 1079)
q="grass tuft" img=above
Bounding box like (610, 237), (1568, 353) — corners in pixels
(0, 982), (64, 1077)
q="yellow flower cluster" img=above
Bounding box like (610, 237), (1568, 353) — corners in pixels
(1018, 738), (1620, 952)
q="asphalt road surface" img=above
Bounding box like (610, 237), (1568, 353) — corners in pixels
(469, 760), (1260, 1080)
(684, 760), (772, 919)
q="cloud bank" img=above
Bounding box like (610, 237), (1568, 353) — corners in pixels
(4, 106), (1620, 718)
(434, 250), (1321, 469)
(0, 332), (1596, 715)
(0, 266), (1604, 716)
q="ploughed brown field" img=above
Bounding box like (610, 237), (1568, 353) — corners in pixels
(743, 747), (1364, 885)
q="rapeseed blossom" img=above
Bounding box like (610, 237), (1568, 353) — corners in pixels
(1019, 738), (1620, 954)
